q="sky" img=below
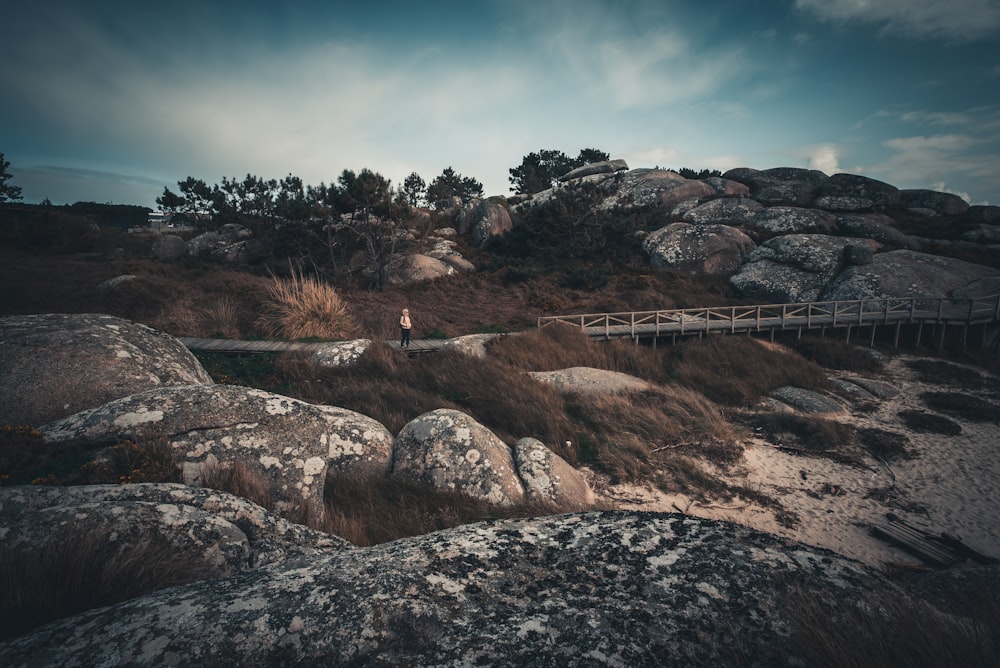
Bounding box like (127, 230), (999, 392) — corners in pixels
(2, 0), (999, 208)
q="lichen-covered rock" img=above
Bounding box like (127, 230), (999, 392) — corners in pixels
(0, 314), (213, 427)
(513, 437), (592, 509)
(0, 512), (908, 667)
(308, 339), (371, 369)
(770, 386), (846, 415)
(643, 223), (756, 276)
(600, 168), (715, 209)
(0, 483), (352, 567)
(898, 189), (970, 216)
(0, 498), (253, 577)
(729, 235), (875, 303)
(681, 197), (763, 225)
(558, 158), (629, 182)
(820, 250), (1000, 301)
(960, 224), (1000, 245)
(966, 205), (1000, 223)
(725, 167), (828, 206)
(835, 213), (919, 249)
(702, 176), (750, 197)
(747, 206), (837, 236)
(38, 385), (392, 520)
(392, 409), (525, 506)
(529, 367), (655, 395)
(813, 173), (900, 211)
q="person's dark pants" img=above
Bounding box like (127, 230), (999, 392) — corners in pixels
(401, 328), (411, 347)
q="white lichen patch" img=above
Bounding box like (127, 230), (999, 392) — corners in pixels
(259, 455), (281, 469)
(112, 408), (165, 428)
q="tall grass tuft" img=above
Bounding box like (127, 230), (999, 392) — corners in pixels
(200, 460), (275, 512)
(257, 265), (355, 340)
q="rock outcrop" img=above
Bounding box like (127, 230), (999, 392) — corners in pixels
(0, 511), (909, 667)
(0, 314), (213, 427)
(730, 235), (877, 303)
(513, 437), (592, 509)
(39, 384), (394, 520)
(643, 223), (756, 276)
(456, 199), (513, 247)
(529, 367), (655, 395)
(820, 250), (1000, 301)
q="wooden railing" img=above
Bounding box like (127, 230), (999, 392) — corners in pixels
(537, 295), (1000, 343)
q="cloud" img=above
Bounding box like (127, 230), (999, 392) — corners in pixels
(883, 134), (976, 151)
(795, 0), (1000, 41)
(899, 110), (975, 125)
(807, 143), (842, 174)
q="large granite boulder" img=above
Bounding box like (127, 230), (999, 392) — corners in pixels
(724, 167), (828, 207)
(558, 158), (629, 182)
(456, 199), (513, 247)
(529, 367), (656, 394)
(0, 511), (910, 666)
(835, 212), (919, 249)
(385, 253), (455, 285)
(308, 339), (372, 369)
(730, 234), (876, 303)
(820, 249), (1000, 301)
(0, 314), (213, 427)
(813, 173), (900, 211)
(0, 483), (351, 567)
(601, 169), (715, 209)
(39, 385), (394, 520)
(643, 223), (756, 275)
(150, 234), (187, 261)
(681, 197), (764, 225)
(702, 176), (750, 197)
(747, 206), (837, 236)
(898, 189), (970, 216)
(513, 437), (592, 509)
(966, 205), (1000, 223)
(392, 408), (525, 506)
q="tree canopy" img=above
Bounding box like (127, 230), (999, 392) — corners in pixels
(508, 148), (610, 195)
(0, 153), (24, 203)
(425, 167), (484, 208)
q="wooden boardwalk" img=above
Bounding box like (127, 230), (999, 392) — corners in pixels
(180, 336), (448, 354)
(181, 295), (1000, 355)
(538, 295), (1000, 348)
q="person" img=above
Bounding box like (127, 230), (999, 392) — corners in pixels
(399, 308), (412, 348)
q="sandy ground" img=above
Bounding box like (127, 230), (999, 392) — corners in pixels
(588, 353), (1000, 570)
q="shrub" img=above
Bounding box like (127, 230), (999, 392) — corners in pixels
(257, 265), (354, 340)
(897, 410), (962, 436)
(858, 427), (913, 461)
(790, 337), (885, 372)
(747, 413), (858, 462)
(920, 391), (1000, 423)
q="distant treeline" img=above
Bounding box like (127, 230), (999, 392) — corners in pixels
(1, 201), (151, 229)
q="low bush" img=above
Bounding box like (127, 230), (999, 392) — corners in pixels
(790, 337), (885, 373)
(898, 410), (962, 436)
(920, 391), (1000, 423)
(747, 413), (858, 462)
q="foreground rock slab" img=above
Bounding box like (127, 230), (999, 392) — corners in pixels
(0, 512), (902, 667)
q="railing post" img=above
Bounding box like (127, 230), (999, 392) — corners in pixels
(937, 299), (944, 322)
(731, 306), (736, 334)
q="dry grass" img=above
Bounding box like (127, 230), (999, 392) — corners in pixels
(663, 336), (833, 406)
(787, 583), (1000, 668)
(200, 460), (275, 512)
(257, 265), (355, 340)
(319, 474), (567, 546)
(0, 525), (223, 640)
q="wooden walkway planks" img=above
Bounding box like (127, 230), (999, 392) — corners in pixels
(539, 295), (1000, 343)
(180, 337), (449, 354)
